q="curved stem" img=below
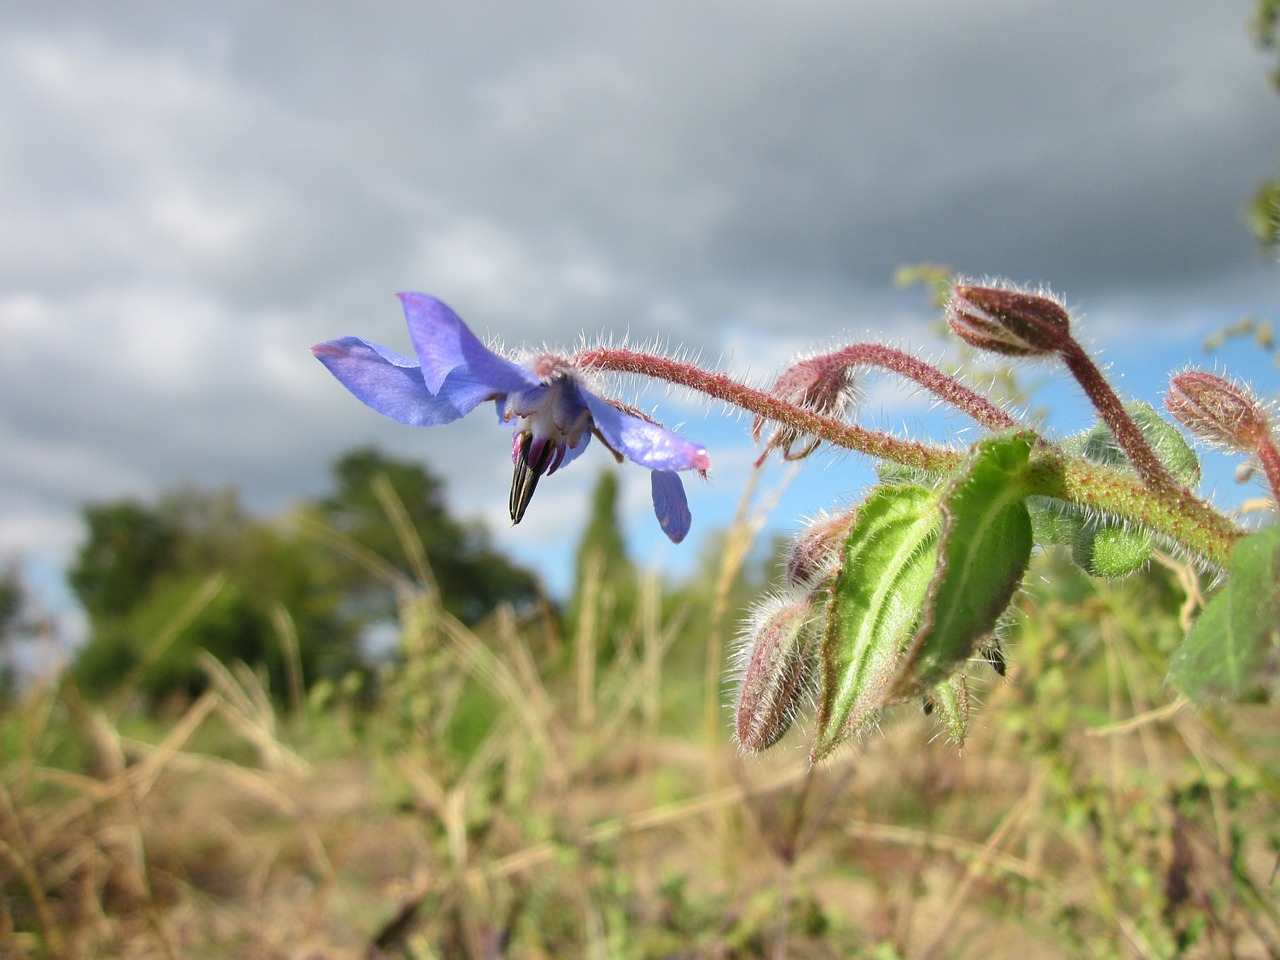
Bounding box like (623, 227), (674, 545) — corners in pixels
(1059, 341), (1180, 493)
(576, 347), (1245, 567)
(825, 343), (1019, 432)
(1249, 428), (1280, 506)
(575, 347), (965, 473)
(1031, 450), (1243, 568)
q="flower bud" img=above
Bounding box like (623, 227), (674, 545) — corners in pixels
(785, 509), (854, 588)
(1165, 371), (1271, 453)
(734, 596), (819, 752)
(752, 352), (860, 463)
(947, 285), (1071, 358)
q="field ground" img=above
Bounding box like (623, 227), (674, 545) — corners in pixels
(3, 546), (1279, 959)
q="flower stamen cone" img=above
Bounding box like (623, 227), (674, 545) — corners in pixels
(510, 432), (558, 523)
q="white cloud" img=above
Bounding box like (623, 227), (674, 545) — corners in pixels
(0, 30), (274, 284)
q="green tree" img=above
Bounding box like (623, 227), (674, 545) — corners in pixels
(574, 471), (632, 583)
(68, 450), (542, 703)
(69, 501), (179, 619)
(0, 568), (20, 629)
(69, 487), (360, 703)
(0, 563), (26, 701)
(567, 469), (638, 646)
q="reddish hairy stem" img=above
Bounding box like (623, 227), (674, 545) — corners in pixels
(826, 343), (1018, 431)
(1059, 341), (1180, 493)
(574, 347), (963, 473)
(575, 346), (1245, 566)
(1250, 429), (1280, 505)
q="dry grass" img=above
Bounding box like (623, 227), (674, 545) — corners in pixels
(2, 514), (1278, 959)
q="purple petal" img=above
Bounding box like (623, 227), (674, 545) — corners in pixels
(312, 337), (467, 426)
(556, 432), (592, 472)
(581, 392), (711, 472)
(651, 470), (692, 543)
(398, 293), (538, 396)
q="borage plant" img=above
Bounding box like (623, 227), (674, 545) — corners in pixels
(314, 282), (1280, 763)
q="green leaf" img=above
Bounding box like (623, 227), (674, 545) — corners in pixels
(1049, 402), (1199, 574)
(812, 484), (940, 762)
(1071, 522), (1153, 579)
(1170, 525), (1280, 702)
(1068, 401), (1200, 487)
(1127, 402), (1202, 488)
(1029, 497), (1082, 547)
(892, 432), (1035, 696)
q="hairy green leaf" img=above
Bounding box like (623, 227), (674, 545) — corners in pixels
(892, 432), (1035, 696)
(1029, 497), (1082, 547)
(812, 484), (940, 762)
(1170, 525), (1280, 702)
(1069, 400), (1200, 487)
(1046, 402), (1199, 572)
(1071, 522), (1153, 578)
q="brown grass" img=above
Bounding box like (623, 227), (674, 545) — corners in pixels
(2, 512), (1278, 960)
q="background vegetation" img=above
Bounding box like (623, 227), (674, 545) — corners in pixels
(1, 7), (1277, 951)
(1, 451), (1277, 958)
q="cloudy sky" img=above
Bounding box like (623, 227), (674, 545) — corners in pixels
(2, 0), (1278, 624)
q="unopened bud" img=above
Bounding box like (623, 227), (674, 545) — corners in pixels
(947, 284), (1071, 358)
(785, 509), (854, 588)
(734, 596), (819, 752)
(753, 352), (860, 463)
(1166, 371), (1271, 453)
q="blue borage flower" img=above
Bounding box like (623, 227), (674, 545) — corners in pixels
(312, 293), (710, 543)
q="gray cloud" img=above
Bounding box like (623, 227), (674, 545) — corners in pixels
(0, 0), (1276, 598)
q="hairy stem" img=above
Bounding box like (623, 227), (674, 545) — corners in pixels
(575, 347), (965, 473)
(1249, 428), (1280, 506)
(576, 347), (1245, 566)
(824, 343), (1019, 431)
(1059, 341), (1180, 493)
(1030, 450), (1244, 568)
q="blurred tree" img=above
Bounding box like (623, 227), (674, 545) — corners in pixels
(567, 470), (638, 650)
(68, 451), (542, 704)
(0, 563), (24, 699)
(69, 487), (361, 704)
(574, 471), (632, 584)
(69, 501), (179, 619)
(0, 565), (21, 636)
(312, 447), (541, 625)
